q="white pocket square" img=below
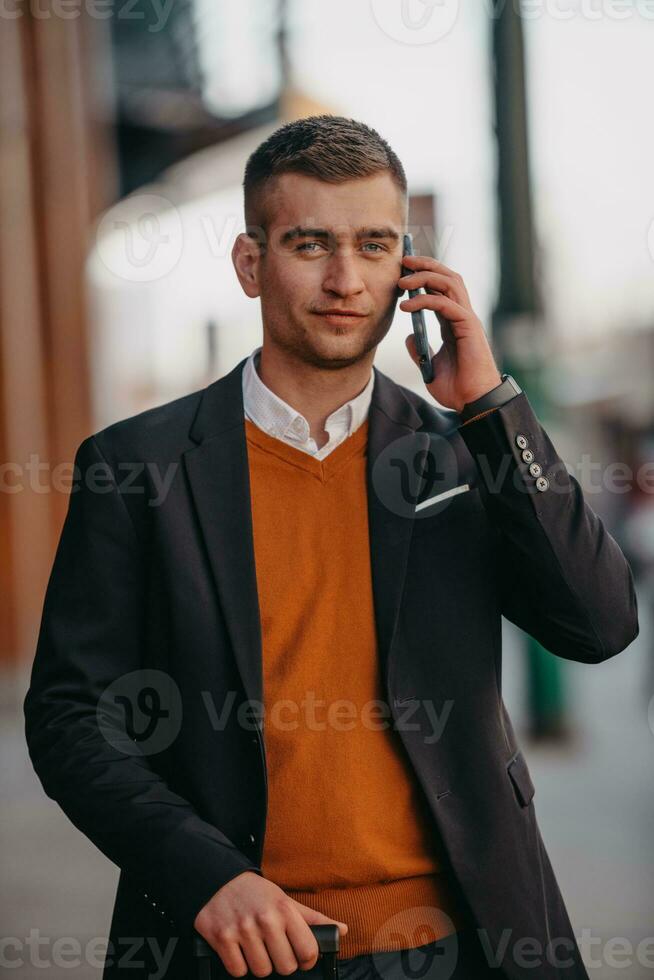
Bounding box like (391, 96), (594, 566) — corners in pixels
(414, 483), (471, 513)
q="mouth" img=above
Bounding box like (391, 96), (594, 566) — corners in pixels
(313, 310), (368, 325)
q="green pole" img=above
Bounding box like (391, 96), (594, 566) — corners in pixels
(491, 2), (570, 742)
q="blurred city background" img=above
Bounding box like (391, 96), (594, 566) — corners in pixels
(1, 0), (653, 977)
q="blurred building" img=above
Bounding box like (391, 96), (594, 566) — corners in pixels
(1, 12), (114, 671)
(0, 0), (333, 670)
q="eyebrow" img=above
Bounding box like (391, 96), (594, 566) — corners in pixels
(279, 225), (401, 246)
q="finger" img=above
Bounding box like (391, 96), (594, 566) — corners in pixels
(399, 253), (467, 284)
(400, 292), (469, 324)
(212, 936), (250, 979)
(296, 902), (348, 934)
(405, 333), (435, 363)
(285, 917), (320, 971)
(258, 922), (300, 976)
(397, 270), (468, 306)
(240, 928), (274, 978)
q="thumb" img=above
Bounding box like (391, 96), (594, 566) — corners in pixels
(404, 333), (434, 372)
(405, 333), (417, 362)
(405, 333), (435, 367)
(293, 900), (348, 934)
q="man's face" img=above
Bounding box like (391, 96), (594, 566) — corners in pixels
(236, 171), (406, 370)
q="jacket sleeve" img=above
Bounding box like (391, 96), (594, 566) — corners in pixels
(457, 391), (639, 664)
(23, 435), (262, 936)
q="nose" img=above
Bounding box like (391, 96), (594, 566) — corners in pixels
(321, 249), (365, 298)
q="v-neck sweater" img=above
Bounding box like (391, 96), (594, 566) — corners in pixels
(243, 417), (469, 957)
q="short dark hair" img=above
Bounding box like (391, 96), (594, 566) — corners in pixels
(243, 114), (407, 236)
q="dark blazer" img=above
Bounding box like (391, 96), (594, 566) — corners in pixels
(24, 356), (639, 980)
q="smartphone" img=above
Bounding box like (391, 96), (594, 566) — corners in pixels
(402, 233), (434, 384)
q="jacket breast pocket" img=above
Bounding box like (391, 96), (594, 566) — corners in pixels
(411, 483), (483, 533)
(506, 749), (536, 807)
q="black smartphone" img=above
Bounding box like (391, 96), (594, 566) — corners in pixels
(402, 233), (434, 384)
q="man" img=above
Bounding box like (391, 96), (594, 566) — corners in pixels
(24, 115), (639, 980)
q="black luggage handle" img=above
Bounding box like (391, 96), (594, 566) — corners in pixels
(193, 924), (340, 980)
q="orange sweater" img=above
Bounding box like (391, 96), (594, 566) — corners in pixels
(244, 417), (470, 958)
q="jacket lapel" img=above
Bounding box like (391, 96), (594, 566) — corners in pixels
(366, 371), (430, 688)
(183, 358), (265, 719)
(182, 356), (429, 713)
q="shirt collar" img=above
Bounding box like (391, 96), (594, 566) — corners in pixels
(242, 345), (374, 443)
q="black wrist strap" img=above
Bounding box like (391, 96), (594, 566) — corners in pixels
(460, 374), (522, 421)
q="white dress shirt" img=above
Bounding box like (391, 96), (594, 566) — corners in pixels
(242, 346), (375, 460)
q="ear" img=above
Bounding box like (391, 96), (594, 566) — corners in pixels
(232, 232), (262, 298)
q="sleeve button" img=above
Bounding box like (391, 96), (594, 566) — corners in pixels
(521, 448), (534, 463)
(536, 476), (549, 492)
(529, 462), (542, 478)
(515, 434), (529, 449)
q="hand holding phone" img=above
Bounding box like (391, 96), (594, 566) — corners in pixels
(401, 233), (434, 384)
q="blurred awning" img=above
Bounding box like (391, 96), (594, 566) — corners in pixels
(110, 0), (285, 194)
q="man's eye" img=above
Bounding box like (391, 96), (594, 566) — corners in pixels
(295, 242), (385, 253)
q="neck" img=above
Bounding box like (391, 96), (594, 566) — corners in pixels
(255, 344), (373, 447)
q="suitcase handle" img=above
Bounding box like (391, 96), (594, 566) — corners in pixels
(193, 924), (340, 980)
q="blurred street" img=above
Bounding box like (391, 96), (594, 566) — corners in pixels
(2, 578), (653, 980)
